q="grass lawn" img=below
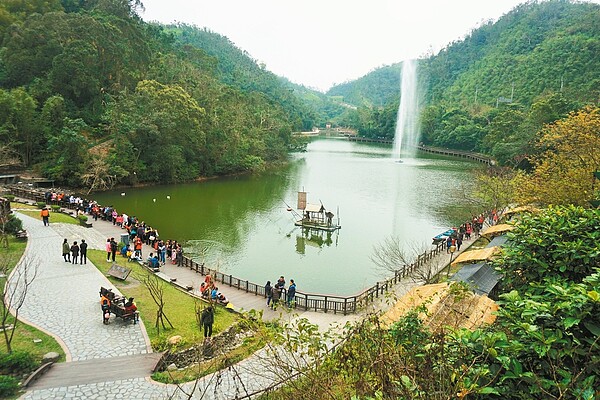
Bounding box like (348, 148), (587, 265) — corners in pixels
(87, 250), (239, 351)
(10, 202), (38, 210)
(17, 210), (79, 225)
(0, 236), (65, 360)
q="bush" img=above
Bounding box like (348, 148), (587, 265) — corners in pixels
(0, 351), (37, 375)
(3, 194), (15, 202)
(50, 205), (60, 212)
(0, 375), (19, 398)
(36, 202), (47, 209)
(3, 215), (23, 235)
(77, 214), (88, 223)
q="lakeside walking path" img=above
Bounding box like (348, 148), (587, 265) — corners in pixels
(13, 206), (483, 399)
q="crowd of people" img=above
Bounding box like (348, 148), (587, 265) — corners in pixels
(200, 275), (229, 306)
(61, 238), (88, 264)
(445, 210), (500, 253)
(264, 276), (296, 309)
(40, 189), (186, 271)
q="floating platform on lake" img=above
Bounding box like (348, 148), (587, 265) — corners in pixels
(295, 220), (341, 231)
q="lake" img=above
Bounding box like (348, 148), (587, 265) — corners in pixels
(93, 138), (479, 295)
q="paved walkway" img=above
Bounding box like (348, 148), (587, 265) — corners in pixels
(13, 213), (150, 362)
(12, 205), (483, 399)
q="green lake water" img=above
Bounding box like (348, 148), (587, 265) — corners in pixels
(93, 138), (479, 295)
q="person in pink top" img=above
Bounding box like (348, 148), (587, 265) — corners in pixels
(106, 238), (112, 262)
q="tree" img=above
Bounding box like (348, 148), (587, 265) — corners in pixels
(142, 274), (173, 334)
(472, 166), (522, 211)
(0, 252), (39, 353)
(0, 88), (40, 166)
(44, 118), (90, 186)
(81, 155), (128, 194)
(518, 107), (600, 206)
(113, 80), (206, 183)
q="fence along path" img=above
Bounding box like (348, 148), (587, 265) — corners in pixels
(9, 187), (463, 315)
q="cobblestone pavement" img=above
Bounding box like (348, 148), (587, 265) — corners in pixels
(12, 213), (150, 361)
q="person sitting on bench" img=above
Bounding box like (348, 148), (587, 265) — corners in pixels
(124, 297), (137, 313)
(217, 292), (229, 306)
(147, 253), (159, 268)
(100, 294), (111, 324)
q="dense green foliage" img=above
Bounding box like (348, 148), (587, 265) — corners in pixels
(0, 351), (37, 375)
(327, 0), (600, 165)
(0, 0), (309, 187)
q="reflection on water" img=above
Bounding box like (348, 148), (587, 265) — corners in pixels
(93, 138), (479, 295)
(295, 228), (338, 255)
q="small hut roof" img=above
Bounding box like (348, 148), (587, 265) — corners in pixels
(451, 246), (500, 266)
(381, 283), (498, 331)
(305, 203), (323, 213)
(481, 224), (514, 238)
(451, 262), (501, 295)
(487, 234), (509, 248)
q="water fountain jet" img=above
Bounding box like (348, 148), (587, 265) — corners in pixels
(392, 59), (421, 162)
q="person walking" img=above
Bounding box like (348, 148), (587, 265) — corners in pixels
(287, 279), (296, 308)
(265, 281), (273, 307)
(201, 306), (214, 340)
(446, 235), (453, 253)
(79, 239), (88, 264)
(70, 241), (79, 264)
(62, 238), (70, 262)
(40, 207), (50, 226)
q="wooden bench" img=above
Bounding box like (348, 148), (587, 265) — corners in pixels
(111, 305), (139, 324)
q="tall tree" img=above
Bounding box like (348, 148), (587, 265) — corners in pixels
(518, 106), (600, 206)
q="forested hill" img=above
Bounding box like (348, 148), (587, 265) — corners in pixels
(165, 24), (317, 130)
(423, 0), (599, 107)
(329, 0), (600, 165)
(328, 0), (599, 108)
(0, 0), (314, 188)
(326, 63), (402, 108)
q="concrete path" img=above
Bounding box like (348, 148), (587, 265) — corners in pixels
(14, 203), (484, 399)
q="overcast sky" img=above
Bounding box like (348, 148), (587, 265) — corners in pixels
(140, 0), (593, 92)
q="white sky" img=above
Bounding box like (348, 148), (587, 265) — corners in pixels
(140, 0), (592, 92)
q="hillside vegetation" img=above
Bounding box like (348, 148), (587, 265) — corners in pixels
(0, 0), (313, 187)
(327, 0), (600, 165)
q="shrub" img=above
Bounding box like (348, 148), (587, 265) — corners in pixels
(36, 202), (47, 209)
(50, 205), (60, 212)
(77, 214), (88, 223)
(3, 214), (23, 234)
(0, 351), (37, 375)
(0, 375), (19, 398)
(3, 194), (15, 201)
